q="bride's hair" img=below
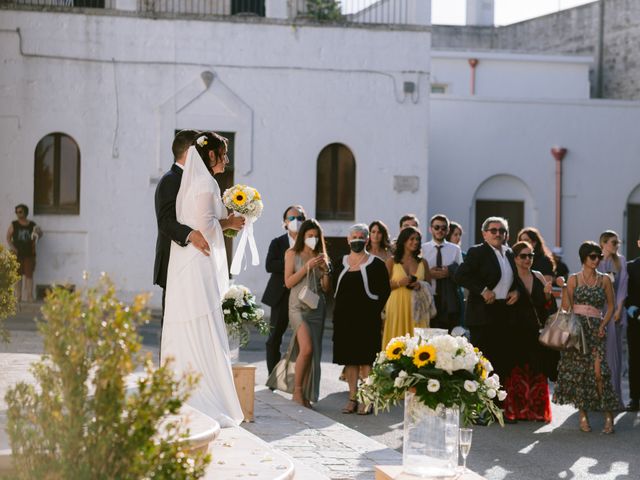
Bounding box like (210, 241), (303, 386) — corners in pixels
(193, 132), (228, 168)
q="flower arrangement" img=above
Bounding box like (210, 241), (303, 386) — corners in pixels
(222, 284), (269, 347)
(222, 184), (263, 238)
(358, 334), (505, 426)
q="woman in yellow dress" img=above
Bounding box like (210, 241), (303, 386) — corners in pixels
(383, 226), (431, 347)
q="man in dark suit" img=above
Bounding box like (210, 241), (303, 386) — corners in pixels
(625, 236), (640, 411)
(263, 205), (306, 375)
(454, 216), (519, 381)
(154, 130), (210, 327)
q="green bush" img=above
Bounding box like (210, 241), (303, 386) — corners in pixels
(4, 275), (210, 479)
(0, 244), (20, 342)
(306, 0), (343, 21)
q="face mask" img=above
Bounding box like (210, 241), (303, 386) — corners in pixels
(288, 219), (300, 233)
(350, 240), (366, 253)
(305, 237), (318, 250)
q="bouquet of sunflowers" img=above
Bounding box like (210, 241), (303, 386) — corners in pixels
(222, 184), (263, 238)
(222, 184), (263, 275)
(357, 333), (505, 426)
(222, 284), (269, 347)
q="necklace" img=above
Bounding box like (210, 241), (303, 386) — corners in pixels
(348, 253), (368, 270)
(582, 270), (598, 287)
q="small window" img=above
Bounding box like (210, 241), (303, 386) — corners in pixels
(431, 84), (448, 94)
(34, 133), (80, 215)
(316, 143), (355, 221)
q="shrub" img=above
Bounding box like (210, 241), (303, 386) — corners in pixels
(0, 244), (20, 342)
(4, 275), (210, 479)
(306, 0), (343, 22)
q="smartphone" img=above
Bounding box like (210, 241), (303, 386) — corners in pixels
(406, 275), (417, 289)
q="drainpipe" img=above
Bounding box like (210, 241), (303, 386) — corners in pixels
(551, 147), (568, 247)
(468, 59), (479, 95)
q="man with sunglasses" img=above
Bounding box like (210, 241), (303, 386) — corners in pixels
(455, 216), (520, 384)
(262, 205), (306, 375)
(422, 214), (463, 332)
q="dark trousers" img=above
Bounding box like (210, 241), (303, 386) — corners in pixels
(628, 317), (640, 401)
(431, 296), (461, 332)
(265, 296), (290, 375)
(469, 301), (514, 380)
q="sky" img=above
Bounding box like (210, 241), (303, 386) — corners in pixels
(431, 0), (597, 26)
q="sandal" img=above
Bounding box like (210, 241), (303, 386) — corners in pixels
(602, 413), (615, 434)
(357, 402), (373, 415)
(342, 398), (358, 414)
(579, 411), (591, 433)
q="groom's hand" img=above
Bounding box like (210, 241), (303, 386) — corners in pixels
(189, 230), (210, 256)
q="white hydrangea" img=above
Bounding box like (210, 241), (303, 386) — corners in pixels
(464, 380), (478, 393)
(255, 308), (265, 319)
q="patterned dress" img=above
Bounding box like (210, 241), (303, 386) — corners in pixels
(553, 280), (621, 411)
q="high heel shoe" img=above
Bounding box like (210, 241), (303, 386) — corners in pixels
(342, 398), (358, 414)
(602, 414), (615, 434)
(579, 412), (591, 433)
(292, 386), (305, 407)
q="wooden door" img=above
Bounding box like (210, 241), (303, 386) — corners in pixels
(627, 203), (640, 260)
(474, 200), (524, 245)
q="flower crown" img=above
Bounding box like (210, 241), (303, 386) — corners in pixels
(196, 135), (208, 147)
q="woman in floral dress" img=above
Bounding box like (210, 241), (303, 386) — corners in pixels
(553, 241), (619, 433)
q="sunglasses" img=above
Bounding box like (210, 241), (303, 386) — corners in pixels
(518, 253), (535, 260)
(287, 215), (305, 222)
(587, 253), (604, 261)
(431, 225), (448, 232)
(485, 228), (507, 235)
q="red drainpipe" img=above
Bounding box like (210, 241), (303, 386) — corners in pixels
(468, 58), (479, 95)
(551, 147), (568, 247)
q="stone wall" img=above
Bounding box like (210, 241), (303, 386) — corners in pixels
(433, 0), (640, 100)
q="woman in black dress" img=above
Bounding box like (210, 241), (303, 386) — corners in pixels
(517, 227), (555, 283)
(333, 224), (390, 414)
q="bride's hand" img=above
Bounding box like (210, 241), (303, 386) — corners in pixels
(222, 213), (245, 231)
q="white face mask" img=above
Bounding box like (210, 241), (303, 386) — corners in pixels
(288, 219), (300, 233)
(305, 236), (318, 250)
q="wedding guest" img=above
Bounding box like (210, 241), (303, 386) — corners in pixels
(382, 226), (431, 347)
(599, 230), (627, 407)
(6, 204), (42, 302)
(553, 241), (619, 434)
(333, 224), (390, 414)
(503, 241), (553, 423)
(517, 227), (555, 282)
(367, 220), (392, 261)
(454, 217), (519, 381)
(422, 214), (463, 331)
(552, 246), (570, 282)
(446, 221), (463, 246)
(263, 205), (306, 375)
(267, 219), (331, 408)
(625, 235), (640, 411)
(399, 214), (420, 231)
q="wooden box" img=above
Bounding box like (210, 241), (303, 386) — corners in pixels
(232, 363), (256, 422)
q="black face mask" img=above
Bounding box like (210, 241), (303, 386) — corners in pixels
(350, 240), (366, 253)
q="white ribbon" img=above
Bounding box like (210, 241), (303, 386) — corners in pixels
(230, 216), (260, 275)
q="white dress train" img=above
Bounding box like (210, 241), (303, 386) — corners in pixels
(161, 146), (244, 428)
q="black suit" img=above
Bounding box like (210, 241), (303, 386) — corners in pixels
(626, 257), (640, 401)
(454, 242), (519, 378)
(262, 233), (291, 374)
(153, 164), (192, 325)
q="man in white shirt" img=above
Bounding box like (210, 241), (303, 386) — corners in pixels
(422, 214), (464, 331)
(454, 216), (519, 382)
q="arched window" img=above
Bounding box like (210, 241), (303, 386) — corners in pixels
(316, 143), (355, 220)
(34, 133), (80, 215)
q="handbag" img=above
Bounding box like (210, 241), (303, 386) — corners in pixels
(266, 356), (296, 394)
(538, 309), (586, 353)
(298, 267), (320, 309)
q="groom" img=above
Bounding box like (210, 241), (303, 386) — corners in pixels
(154, 130), (210, 329)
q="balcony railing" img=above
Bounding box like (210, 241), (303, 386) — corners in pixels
(0, 0), (427, 26)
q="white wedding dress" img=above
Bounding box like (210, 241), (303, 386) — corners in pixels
(161, 146), (243, 427)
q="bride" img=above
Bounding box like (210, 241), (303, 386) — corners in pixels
(161, 131), (245, 427)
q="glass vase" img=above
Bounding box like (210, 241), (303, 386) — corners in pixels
(403, 391), (459, 478)
(226, 326), (241, 364)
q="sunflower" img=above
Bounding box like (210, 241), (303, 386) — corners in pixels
(413, 345), (436, 368)
(253, 188), (261, 200)
(232, 190), (247, 206)
(385, 340), (405, 360)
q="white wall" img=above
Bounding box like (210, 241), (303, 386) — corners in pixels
(0, 11), (431, 306)
(429, 95), (640, 273)
(431, 50), (592, 99)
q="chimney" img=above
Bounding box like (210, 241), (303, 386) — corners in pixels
(466, 0), (494, 26)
